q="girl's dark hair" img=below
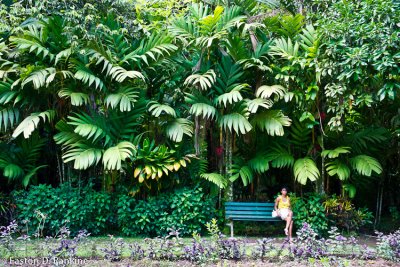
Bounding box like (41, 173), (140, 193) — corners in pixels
(281, 186), (288, 191)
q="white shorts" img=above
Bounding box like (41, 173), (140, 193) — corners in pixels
(279, 208), (290, 220)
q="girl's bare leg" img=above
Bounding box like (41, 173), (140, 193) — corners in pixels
(289, 220), (293, 239)
(285, 217), (290, 232)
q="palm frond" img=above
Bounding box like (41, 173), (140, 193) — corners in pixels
(219, 105), (252, 135)
(148, 102), (176, 117)
(74, 64), (106, 91)
(165, 118), (193, 142)
(229, 164), (253, 186)
(251, 110), (291, 136)
(12, 110), (55, 138)
(247, 98), (273, 113)
(248, 154), (270, 174)
(256, 85), (287, 99)
(67, 113), (111, 144)
(270, 37), (299, 60)
(266, 146), (295, 168)
(62, 143), (103, 170)
(184, 70), (216, 91)
(216, 87), (244, 107)
(58, 89), (90, 106)
(350, 155), (382, 176)
(105, 87), (140, 112)
(200, 172), (228, 188)
(0, 107), (20, 132)
(294, 157), (320, 185)
(321, 147), (351, 159)
(299, 24), (320, 59)
(326, 160), (351, 180)
(103, 141), (136, 170)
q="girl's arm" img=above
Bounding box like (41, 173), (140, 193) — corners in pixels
(274, 197), (280, 211)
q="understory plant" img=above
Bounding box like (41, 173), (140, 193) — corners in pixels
(376, 230), (400, 262)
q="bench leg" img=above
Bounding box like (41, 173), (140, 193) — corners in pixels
(230, 221), (234, 238)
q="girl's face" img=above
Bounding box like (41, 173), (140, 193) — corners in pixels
(281, 188), (287, 196)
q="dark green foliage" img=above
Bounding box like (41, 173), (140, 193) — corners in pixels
(117, 187), (216, 237)
(13, 185), (216, 237)
(13, 184), (114, 236)
(290, 193), (329, 235)
(291, 193), (374, 236)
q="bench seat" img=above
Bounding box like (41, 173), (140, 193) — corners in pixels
(225, 202), (282, 236)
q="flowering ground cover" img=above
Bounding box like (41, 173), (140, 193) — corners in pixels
(1, 221), (399, 266)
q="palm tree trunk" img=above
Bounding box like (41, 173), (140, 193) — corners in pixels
(224, 130), (233, 201)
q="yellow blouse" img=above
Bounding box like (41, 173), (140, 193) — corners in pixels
(278, 196), (290, 209)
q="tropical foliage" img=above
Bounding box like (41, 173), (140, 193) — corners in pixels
(0, 0), (398, 225)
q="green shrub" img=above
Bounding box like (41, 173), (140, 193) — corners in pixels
(291, 193), (374, 236)
(323, 195), (374, 233)
(290, 193), (329, 236)
(12, 185), (216, 237)
(13, 184), (114, 236)
(117, 187), (216, 237)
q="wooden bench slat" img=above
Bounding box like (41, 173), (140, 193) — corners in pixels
(225, 202), (275, 207)
(226, 207), (274, 211)
(227, 218), (280, 221)
(225, 211), (271, 217)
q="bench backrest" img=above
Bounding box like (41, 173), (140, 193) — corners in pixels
(225, 202), (281, 221)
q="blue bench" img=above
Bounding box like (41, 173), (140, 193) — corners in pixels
(225, 202), (281, 237)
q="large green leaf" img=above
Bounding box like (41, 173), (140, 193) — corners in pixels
(256, 85), (286, 99)
(251, 110), (291, 136)
(266, 146), (295, 168)
(200, 173), (228, 188)
(0, 107), (19, 132)
(184, 70), (216, 91)
(165, 118), (193, 142)
(12, 110), (55, 138)
(58, 89), (90, 106)
(103, 141), (136, 170)
(326, 160), (351, 180)
(148, 102), (176, 117)
(321, 147), (351, 159)
(350, 155), (382, 176)
(219, 112), (252, 135)
(105, 87), (139, 112)
(229, 165), (253, 186)
(248, 154), (270, 174)
(62, 143), (103, 170)
(294, 157), (320, 185)
(68, 113), (111, 144)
